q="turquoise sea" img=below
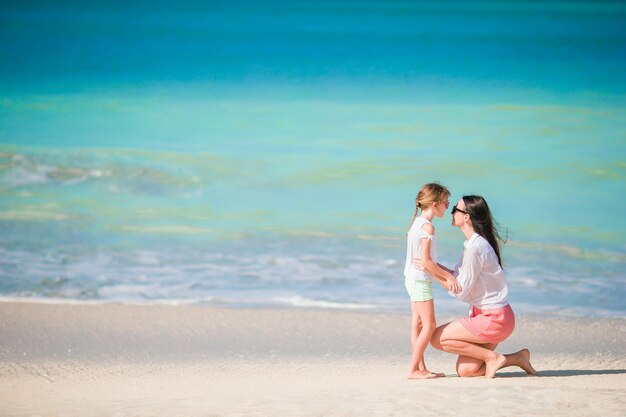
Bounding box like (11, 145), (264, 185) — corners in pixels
(1, 1), (625, 317)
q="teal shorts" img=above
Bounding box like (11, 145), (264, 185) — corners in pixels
(404, 278), (433, 302)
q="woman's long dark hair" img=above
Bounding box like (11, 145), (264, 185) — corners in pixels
(462, 195), (507, 267)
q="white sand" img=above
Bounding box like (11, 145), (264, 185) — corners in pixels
(1, 301), (624, 416)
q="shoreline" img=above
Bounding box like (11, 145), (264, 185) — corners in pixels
(1, 301), (625, 416)
(1, 296), (624, 320)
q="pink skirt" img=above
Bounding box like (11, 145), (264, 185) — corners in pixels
(460, 304), (515, 344)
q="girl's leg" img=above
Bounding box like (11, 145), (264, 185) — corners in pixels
(407, 300), (438, 379)
(409, 304), (425, 370)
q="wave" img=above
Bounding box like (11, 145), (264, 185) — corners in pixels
(2, 295), (622, 318)
(0, 295), (211, 307)
(507, 240), (626, 263)
(112, 225), (216, 235)
(0, 208), (75, 221)
(0, 149), (211, 193)
(0, 238), (624, 318)
(272, 295), (376, 310)
(0, 294), (377, 311)
(0, 151), (112, 189)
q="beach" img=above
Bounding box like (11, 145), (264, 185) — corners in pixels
(2, 2), (625, 415)
(1, 301), (624, 417)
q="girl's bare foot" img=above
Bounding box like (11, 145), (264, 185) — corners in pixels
(406, 370), (438, 379)
(424, 369), (445, 378)
(484, 353), (507, 378)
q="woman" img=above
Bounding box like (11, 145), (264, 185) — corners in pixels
(414, 195), (536, 378)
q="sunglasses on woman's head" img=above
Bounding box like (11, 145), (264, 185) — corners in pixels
(452, 205), (468, 215)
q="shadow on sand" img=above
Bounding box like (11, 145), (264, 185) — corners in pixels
(495, 369), (626, 378)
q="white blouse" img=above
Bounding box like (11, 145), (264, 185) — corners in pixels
(450, 233), (509, 309)
(404, 217), (437, 282)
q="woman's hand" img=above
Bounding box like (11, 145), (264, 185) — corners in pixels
(446, 276), (462, 294)
(412, 258), (425, 271)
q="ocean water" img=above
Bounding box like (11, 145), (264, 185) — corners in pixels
(1, 1), (625, 317)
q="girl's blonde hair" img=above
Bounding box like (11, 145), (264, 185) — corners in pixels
(408, 182), (450, 231)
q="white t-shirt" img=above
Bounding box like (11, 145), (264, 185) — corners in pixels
(450, 233), (509, 309)
(403, 217), (437, 282)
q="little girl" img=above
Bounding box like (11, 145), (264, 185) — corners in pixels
(404, 183), (461, 379)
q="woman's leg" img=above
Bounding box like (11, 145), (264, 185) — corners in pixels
(455, 342), (498, 377)
(407, 300), (438, 379)
(501, 349), (537, 375)
(457, 348), (537, 377)
(432, 321), (536, 378)
(430, 321), (505, 378)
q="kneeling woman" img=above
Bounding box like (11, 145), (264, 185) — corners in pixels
(416, 195), (536, 378)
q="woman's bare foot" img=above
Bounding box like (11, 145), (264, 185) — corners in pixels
(406, 370), (438, 379)
(484, 353), (507, 378)
(514, 348), (537, 376)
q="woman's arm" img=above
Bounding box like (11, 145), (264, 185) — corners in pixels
(412, 260), (453, 277)
(450, 246), (483, 300)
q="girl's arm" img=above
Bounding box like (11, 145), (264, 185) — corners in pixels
(413, 260), (453, 276)
(418, 224), (462, 294)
